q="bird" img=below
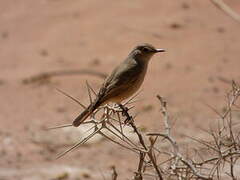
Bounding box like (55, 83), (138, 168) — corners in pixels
(72, 43), (165, 127)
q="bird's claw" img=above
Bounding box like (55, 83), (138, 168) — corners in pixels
(124, 116), (133, 124)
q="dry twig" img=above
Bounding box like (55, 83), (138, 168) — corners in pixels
(111, 166), (118, 180)
(210, 0), (240, 23)
(22, 69), (107, 85)
(49, 81), (240, 179)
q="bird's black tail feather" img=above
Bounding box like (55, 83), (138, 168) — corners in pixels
(72, 99), (101, 127)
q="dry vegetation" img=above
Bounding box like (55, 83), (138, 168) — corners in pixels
(51, 81), (240, 180)
(1, 0), (240, 179)
(27, 1), (240, 179)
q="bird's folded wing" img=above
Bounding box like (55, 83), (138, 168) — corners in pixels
(98, 61), (141, 101)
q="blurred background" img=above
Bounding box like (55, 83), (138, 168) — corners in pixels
(0, 0), (240, 179)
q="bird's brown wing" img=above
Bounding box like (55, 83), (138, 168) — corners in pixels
(72, 60), (138, 127)
(97, 60), (142, 103)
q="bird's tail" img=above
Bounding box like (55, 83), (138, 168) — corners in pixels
(72, 99), (101, 127)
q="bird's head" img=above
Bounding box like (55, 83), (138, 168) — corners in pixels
(130, 43), (165, 63)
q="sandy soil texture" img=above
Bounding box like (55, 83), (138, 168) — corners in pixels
(0, 0), (240, 179)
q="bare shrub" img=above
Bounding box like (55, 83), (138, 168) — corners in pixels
(51, 81), (240, 180)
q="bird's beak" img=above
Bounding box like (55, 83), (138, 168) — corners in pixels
(155, 49), (165, 53)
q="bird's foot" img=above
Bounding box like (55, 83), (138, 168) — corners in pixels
(118, 104), (133, 124)
(124, 116), (133, 125)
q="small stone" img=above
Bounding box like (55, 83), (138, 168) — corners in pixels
(82, 172), (91, 178)
(56, 106), (67, 113)
(52, 172), (69, 180)
(170, 23), (182, 29)
(40, 49), (49, 57)
(181, 2), (190, 9)
(91, 58), (101, 66)
(222, 58), (228, 63)
(142, 105), (154, 112)
(185, 65), (193, 72)
(212, 86), (219, 93)
(0, 149), (6, 156)
(0, 79), (5, 85)
(164, 63), (173, 70)
(151, 33), (162, 39)
(208, 77), (214, 83)
(217, 27), (225, 33)
(1, 31), (9, 39)
(16, 152), (22, 158)
(72, 12), (80, 18)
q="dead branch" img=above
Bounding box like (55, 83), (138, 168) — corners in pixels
(49, 81), (240, 180)
(148, 95), (212, 180)
(210, 0), (240, 24)
(111, 166), (118, 180)
(22, 69), (107, 85)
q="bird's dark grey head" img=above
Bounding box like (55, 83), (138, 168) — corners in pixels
(130, 43), (165, 63)
(135, 43), (165, 53)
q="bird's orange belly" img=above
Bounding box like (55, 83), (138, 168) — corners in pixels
(109, 74), (145, 103)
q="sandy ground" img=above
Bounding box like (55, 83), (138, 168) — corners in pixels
(0, 0), (240, 179)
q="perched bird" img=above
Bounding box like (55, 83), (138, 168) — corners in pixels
(73, 43), (165, 127)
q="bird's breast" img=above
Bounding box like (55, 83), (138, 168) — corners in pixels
(110, 63), (148, 103)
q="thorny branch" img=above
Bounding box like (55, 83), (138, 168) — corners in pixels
(118, 104), (163, 180)
(148, 96), (211, 180)
(50, 81), (240, 179)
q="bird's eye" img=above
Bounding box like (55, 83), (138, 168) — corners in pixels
(142, 47), (149, 52)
